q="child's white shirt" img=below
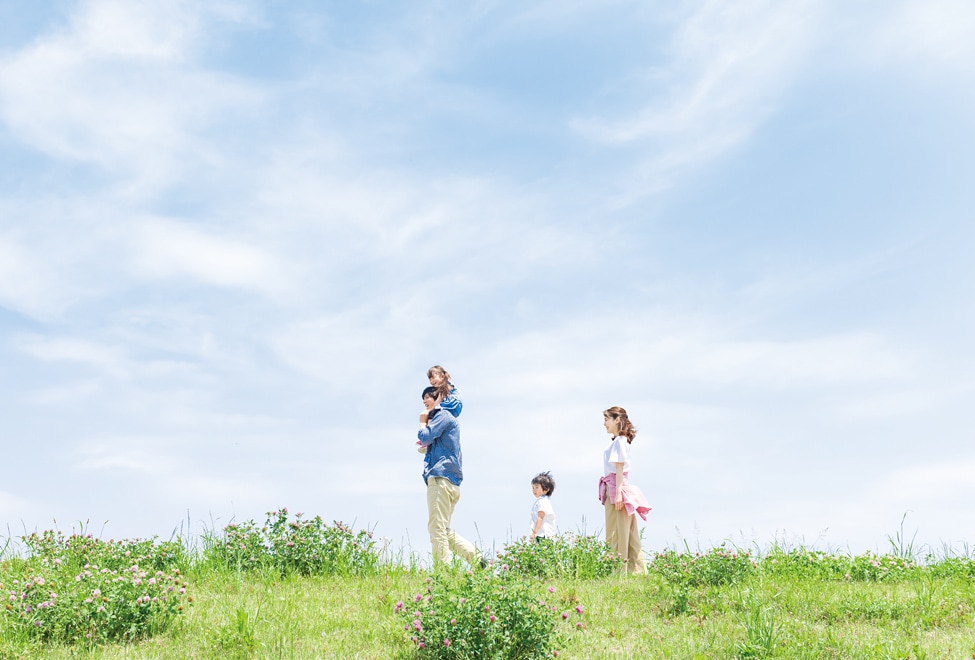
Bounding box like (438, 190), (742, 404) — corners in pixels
(531, 495), (557, 537)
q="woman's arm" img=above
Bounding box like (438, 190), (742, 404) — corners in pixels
(614, 462), (625, 511)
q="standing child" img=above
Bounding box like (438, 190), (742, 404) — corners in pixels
(598, 406), (651, 574)
(418, 365), (462, 454)
(530, 472), (557, 541)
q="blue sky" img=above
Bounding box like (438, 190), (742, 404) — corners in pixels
(1, 0), (973, 559)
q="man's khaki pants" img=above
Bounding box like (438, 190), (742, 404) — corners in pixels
(427, 476), (477, 565)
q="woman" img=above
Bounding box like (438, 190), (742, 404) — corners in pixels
(599, 406), (652, 574)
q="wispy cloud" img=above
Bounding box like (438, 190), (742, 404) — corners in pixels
(17, 335), (129, 377)
(571, 0), (819, 202)
(130, 217), (294, 295)
(0, 0), (261, 195)
(0, 236), (64, 318)
(867, 0), (975, 76)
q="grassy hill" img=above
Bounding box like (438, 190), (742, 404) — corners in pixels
(3, 512), (974, 658)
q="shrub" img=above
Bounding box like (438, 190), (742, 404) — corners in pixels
(760, 548), (848, 581)
(494, 534), (624, 580)
(202, 520), (269, 572)
(2, 531), (191, 644)
(650, 545), (755, 587)
(923, 556), (975, 579)
(760, 548), (918, 582)
(395, 570), (583, 659)
(202, 507), (380, 577)
(847, 552), (917, 582)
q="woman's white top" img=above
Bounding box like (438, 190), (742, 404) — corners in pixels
(531, 495), (557, 536)
(603, 436), (631, 475)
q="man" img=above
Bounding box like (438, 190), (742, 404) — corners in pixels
(417, 385), (480, 566)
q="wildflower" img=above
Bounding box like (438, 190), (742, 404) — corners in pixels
(576, 622), (583, 629)
(395, 601), (404, 613)
(548, 586), (556, 593)
(561, 611), (569, 619)
(444, 639), (451, 647)
(414, 594), (423, 602)
(451, 618), (457, 625)
(575, 605), (584, 614)
(489, 614), (496, 623)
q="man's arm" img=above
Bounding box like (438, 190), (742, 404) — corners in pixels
(417, 410), (447, 447)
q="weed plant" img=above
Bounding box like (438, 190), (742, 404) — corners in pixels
(395, 568), (584, 659)
(761, 547), (919, 582)
(650, 544), (755, 587)
(1, 531), (190, 646)
(201, 507), (380, 577)
(493, 534), (624, 580)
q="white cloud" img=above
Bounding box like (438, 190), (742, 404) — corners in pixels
(0, 0), (261, 195)
(17, 335), (129, 378)
(0, 238), (64, 318)
(866, 461), (975, 505)
(571, 0), (819, 202)
(0, 491), (35, 522)
(469, 315), (913, 404)
(130, 217), (293, 294)
(272, 302), (436, 390)
(868, 0), (975, 75)
(838, 383), (974, 420)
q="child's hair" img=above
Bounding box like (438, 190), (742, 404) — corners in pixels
(531, 471), (555, 496)
(422, 386), (439, 400)
(427, 365), (453, 400)
(604, 406), (637, 443)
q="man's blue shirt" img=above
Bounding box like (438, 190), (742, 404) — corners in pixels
(418, 408), (463, 486)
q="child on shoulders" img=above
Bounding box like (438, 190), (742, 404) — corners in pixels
(418, 365), (462, 455)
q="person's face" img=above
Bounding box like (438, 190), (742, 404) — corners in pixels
(531, 483), (545, 497)
(428, 371), (446, 387)
(603, 414), (619, 436)
(423, 394), (438, 411)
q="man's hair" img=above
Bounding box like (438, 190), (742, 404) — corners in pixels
(531, 471), (555, 496)
(422, 386), (439, 400)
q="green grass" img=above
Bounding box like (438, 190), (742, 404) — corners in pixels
(4, 519), (975, 658)
(4, 562), (974, 658)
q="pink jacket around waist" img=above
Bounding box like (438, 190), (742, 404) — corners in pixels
(598, 472), (652, 521)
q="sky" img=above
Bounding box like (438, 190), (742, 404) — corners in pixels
(1, 0), (973, 561)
